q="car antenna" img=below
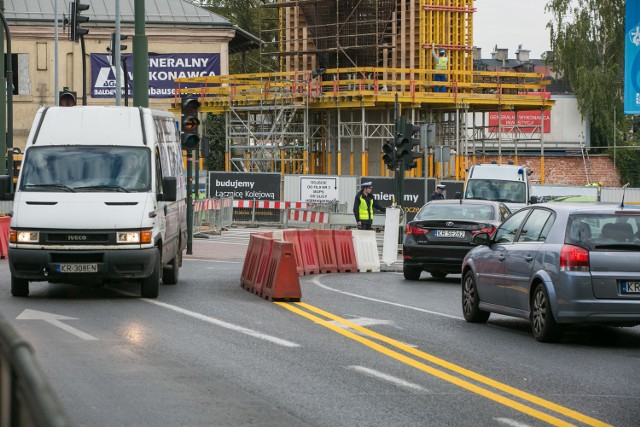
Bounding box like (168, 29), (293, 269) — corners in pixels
(620, 183), (630, 208)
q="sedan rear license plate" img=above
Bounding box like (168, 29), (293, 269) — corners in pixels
(56, 263), (98, 273)
(435, 230), (465, 238)
(620, 281), (640, 294)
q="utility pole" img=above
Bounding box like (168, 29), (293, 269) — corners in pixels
(133, 0), (149, 107)
(0, 0), (6, 176)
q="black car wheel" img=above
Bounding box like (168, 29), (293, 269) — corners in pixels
(11, 276), (29, 297)
(403, 265), (422, 280)
(429, 271), (447, 279)
(462, 271), (489, 323)
(531, 283), (564, 342)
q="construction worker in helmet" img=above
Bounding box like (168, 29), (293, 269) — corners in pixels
(431, 43), (448, 93)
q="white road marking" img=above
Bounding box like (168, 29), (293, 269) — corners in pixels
(347, 365), (426, 391)
(308, 276), (464, 320)
(494, 418), (533, 427)
(16, 309), (98, 341)
(115, 291), (300, 347)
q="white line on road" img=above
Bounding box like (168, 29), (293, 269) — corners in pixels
(308, 276), (464, 320)
(494, 418), (533, 427)
(347, 365), (426, 391)
(115, 291), (300, 347)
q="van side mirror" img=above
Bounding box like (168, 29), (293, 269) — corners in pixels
(454, 191), (462, 199)
(0, 175), (14, 201)
(529, 195), (538, 204)
(158, 176), (177, 202)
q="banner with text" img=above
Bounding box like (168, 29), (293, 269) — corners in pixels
(361, 177), (427, 221)
(90, 53), (220, 98)
(208, 172), (280, 200)
(625, 1), (640, 114)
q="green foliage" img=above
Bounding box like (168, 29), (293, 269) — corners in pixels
(546, 0), (626, 148)
(610, 148), (640, 187)
(203, 114), (226, 171)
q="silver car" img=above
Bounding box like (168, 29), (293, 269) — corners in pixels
(461, 203), (640, 342)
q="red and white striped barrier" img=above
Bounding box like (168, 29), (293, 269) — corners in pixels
(233, 200), (309, 210)
(193, 198), (233, 212)
(287, 209), (329, 224)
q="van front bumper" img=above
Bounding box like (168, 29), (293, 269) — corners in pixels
(8, 247), (157, 283)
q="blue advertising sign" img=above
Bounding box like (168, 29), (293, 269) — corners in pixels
(625, 2), (640, 114)
(90, 53), (220, 98)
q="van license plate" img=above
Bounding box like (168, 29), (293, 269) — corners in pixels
(620, 281), (640, 294)
(56, 264), (98, 273)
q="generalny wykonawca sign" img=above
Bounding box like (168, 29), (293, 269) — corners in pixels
(90, 53), (220, 98)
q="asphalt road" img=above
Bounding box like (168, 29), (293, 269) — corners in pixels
(0, 257), (639, 427)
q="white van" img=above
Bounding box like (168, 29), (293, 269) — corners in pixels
(461, 163), (534, 212)
(0, 106), (187, 298)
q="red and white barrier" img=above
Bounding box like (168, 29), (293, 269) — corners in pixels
(233, 200), (309, 210)
(287, 209), (329, 224)
(193, 198), (233, 212)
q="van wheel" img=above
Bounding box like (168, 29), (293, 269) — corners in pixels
(162, 251), (181, 285)
(11, 276), (29, 297)
(141, 250), (160, 298)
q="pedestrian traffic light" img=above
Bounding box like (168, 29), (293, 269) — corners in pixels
(70, 0), (90, 43)
(396, 122), (423, 170)
(58, 88), (77, 107)
(181, 96), (201, 150)
(382, 140), (397, 170)
(107, 33), (128, 66)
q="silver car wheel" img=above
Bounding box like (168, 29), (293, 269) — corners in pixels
(462, 271), (490, 323)
(531, 283), (563, 342)
(532, 288), (546, 336)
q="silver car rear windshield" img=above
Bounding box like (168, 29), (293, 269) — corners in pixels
(566, 214), (640, 249)
(19, 146), (151, 192)
(415, 203), (495, 221)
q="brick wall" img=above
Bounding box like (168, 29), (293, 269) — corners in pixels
(475, 155), (620, 187)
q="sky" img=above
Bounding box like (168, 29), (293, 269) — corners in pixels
(473, 0), (552, 59)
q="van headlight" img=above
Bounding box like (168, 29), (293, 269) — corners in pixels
(117, 230), (152, 244)
(12, 230), (39, 243)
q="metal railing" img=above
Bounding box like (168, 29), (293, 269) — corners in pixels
(0, 313), (72, 427)
(192, 197), (234, 237)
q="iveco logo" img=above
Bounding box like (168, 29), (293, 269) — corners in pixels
(67, 235), (88, 241)
(446, 222), (455, 227)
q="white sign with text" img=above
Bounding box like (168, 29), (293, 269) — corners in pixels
(300, 177), (339, 203)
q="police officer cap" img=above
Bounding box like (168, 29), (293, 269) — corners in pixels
(361, 182), (373, 189)
(438, 49), (445, 55)
(436, 184), (446, 190)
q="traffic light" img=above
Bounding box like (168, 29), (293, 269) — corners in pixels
(107, 33), (128, 66)
(382, 140), (397, 170)
(181, 96), (201, 150)
(58, 87), (77, 107)
(70, 0), (90, 43)
(395, 121), (423, 170)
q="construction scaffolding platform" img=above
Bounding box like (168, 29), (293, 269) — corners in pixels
(172, 0), (554, 179)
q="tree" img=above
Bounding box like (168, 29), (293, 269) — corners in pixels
(203, 114), (226, 171)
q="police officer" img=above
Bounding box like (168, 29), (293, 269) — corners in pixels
(353, 182), (386, 230)
(429, 184), (446, 201)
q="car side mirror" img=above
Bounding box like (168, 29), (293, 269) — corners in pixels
(472, 232), (492, 246)
(454, 191), (462, 199)
(0, 175), (14, 201)
(158, 176), (177, 202)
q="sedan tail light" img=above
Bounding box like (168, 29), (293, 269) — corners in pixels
(405, 223), (428, 235)
(560, 244), (590, 272)
(471, 225), (496, 237)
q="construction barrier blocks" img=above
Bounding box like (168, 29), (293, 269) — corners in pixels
(333, 230), (358, 273)
(352, 230), (381, 272)
(298, 230), (320, 275)
(314, 230), (338, 273)
(261, 240), (301, 302)
(240, 235), (270, 293)
(0, 216), (9, 259)
(283, 229), (304, 276)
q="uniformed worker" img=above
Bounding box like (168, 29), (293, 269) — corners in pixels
(429, 184), (446, 201)
(353, 182), (386, 230)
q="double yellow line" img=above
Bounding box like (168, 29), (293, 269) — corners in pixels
(276, 302), (611, 427)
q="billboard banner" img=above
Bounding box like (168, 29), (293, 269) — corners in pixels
(90, 53), (220, 98)
(208, 172), (280, 201)
(625, 2), (640, 114)
(488, 110), (551, 133)
(361, 177), (427, 221)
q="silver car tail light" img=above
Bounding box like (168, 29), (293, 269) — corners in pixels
(560, 244), (590, 272)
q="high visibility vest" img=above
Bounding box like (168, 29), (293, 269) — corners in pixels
(358, 195), (373, 220)
(435, 56), (448, 70)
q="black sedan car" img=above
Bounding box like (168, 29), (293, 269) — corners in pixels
(403, 200), (511, 280)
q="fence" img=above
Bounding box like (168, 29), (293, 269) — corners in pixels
(193, 197), (234, 237)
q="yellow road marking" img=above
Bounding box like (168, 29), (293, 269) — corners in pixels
(275, 302), (611, 427)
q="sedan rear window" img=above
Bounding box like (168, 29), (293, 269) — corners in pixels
(415, 203), (495, 221)
(566, 214), (640, 249)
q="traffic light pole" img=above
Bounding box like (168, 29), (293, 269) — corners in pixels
(0, 2), (14, 183)
(186, 150), (193, 255)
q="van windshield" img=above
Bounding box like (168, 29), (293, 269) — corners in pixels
(20, 146), (151, 192)
(464, 179), (526, 203)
